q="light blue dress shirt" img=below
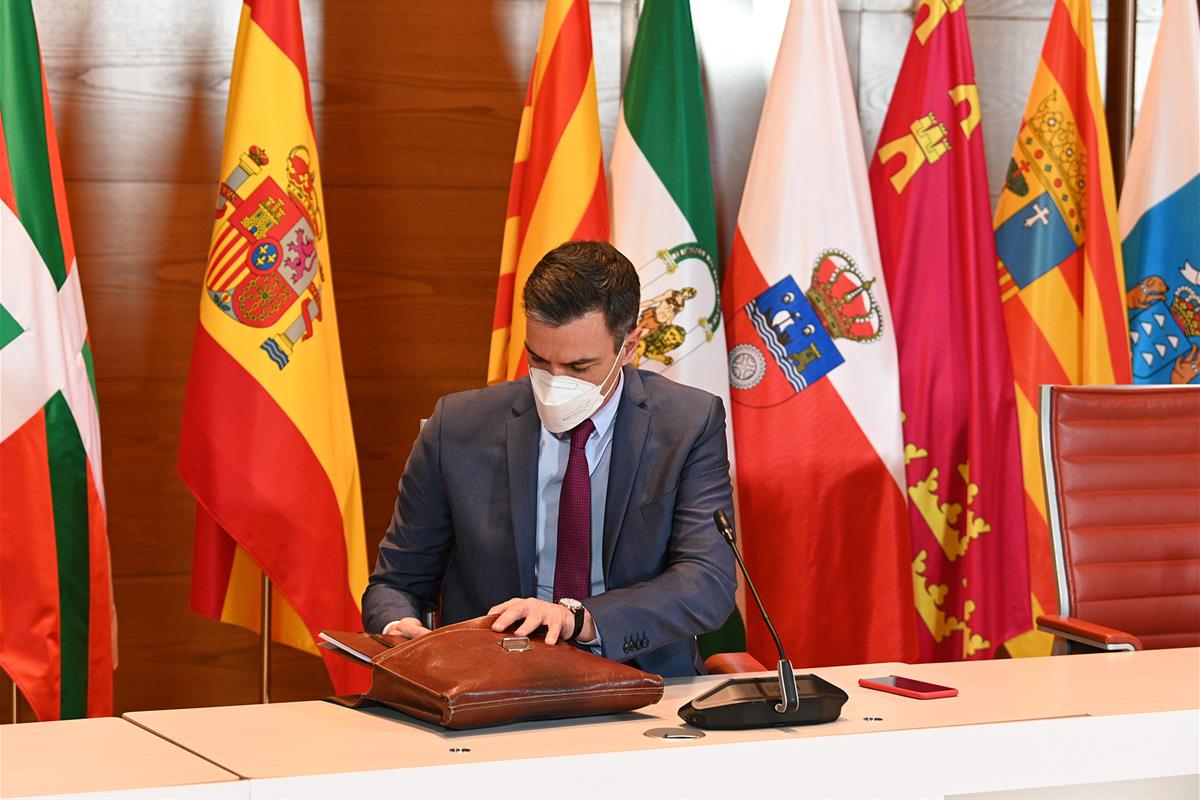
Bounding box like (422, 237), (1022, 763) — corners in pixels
(534, 374), (624, 605)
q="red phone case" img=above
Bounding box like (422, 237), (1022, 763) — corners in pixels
(858, 676), (958, 699)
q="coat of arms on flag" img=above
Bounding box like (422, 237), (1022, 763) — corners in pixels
(728, 250), (883, 405)
(205, 144), (326, 370)
(633, 243), (720, 370)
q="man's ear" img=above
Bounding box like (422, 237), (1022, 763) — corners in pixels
(621, 328), (643, 363)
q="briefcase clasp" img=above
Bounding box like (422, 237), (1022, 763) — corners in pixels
(499, 636), (533, 652)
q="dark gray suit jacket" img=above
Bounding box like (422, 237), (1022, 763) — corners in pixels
(362, 366), (737, 677)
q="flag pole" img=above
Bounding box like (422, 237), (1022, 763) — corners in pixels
(260, 574), (271, 704)
(1105, 0), (1136, 194)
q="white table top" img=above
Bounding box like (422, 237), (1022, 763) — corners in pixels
(0, 716), (240, 799)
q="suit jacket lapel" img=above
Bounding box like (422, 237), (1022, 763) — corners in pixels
(603, 366), (650, 579)
(507, 386), (540, 598)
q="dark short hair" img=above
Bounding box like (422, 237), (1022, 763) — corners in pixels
(523, 241), (640, 351)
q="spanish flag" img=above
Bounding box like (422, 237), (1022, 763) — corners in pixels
(179, 0), (368, 694)
(487, 0), (609, 383)
(1, 0), (115, 720)
(992, 0), (1131, 656)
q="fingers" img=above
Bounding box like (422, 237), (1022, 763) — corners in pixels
(488, 598), (567, 644)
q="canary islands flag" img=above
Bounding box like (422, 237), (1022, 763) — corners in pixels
(1119, 0), (1200, 385)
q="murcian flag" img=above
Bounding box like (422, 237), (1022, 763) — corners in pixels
(1120, 0), (1199, 385)
(179, 0), (368, 694)
(993, 0), (1132, 655)
(0, 0), (115, 720)
(488, 0), (609, 383)
(610, 0), (744, 655)
(869, 1), (1030, 661)
(724, 0), (917, 668)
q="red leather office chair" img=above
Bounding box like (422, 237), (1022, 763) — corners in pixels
(1036, 385), (1200, 653)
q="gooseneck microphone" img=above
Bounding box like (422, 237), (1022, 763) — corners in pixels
(676, 510), (848, 730)
(712, 509), (799, 713)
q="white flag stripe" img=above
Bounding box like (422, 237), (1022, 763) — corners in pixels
(1118, 0), (1200, 235)
(0, 203), (105, 507)
(611, 113), (736, 465)
(734, 0), (905, 491)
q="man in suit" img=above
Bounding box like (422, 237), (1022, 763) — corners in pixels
(363, 241), (736, 676)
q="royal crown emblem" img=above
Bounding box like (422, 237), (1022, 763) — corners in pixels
(728, 249), (884, 403)
(807, 249), (883, 343)
(204, 144), (327, 370)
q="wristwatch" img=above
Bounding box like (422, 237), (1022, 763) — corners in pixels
(558, 598), (585, 641)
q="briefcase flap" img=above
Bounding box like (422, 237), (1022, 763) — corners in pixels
(364, 615), (664, 729)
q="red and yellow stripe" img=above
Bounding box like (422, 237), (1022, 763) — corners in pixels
(487, 0), (609, 384)
(994, 0), (1132, 656)
(179, 0), (367, 694)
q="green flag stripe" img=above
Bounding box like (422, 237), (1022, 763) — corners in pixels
(45, 392), (90, 718)
(0, 302), (24, 349)
(0, 0), (68, 289)
(81, 340), (99, 414)
(621, 0), (720, 269)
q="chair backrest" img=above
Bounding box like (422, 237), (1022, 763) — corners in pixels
(1040, 385), (1200, 649)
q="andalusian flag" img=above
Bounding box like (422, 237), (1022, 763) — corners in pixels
(1120, 0), (1200, 385)
(179, 0), (368, 694)
(1, 0), (115, 720)
(488, 0), (609, 383)
(610, 0), (743, 656)
(870, 1), (1030, 661)
(993, 0), (1132, 655)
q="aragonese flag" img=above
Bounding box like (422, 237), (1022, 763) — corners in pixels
(1, 0), (115, 720)
(724, 0), (917, 668)
(869, 0), (1030, 661)
(1119, 0), (1200, 385)
(179, 0), (368, 694)
(488, 0), (609, 383)
(610, 0), (743, 655)
(992, 0), (1131, 655)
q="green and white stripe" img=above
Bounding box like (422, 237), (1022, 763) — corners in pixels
(611, 0), (743, 655)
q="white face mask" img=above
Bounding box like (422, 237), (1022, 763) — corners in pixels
(529, 347), (626, 434)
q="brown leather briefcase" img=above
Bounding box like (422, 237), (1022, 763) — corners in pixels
(322, 616), (664, 729)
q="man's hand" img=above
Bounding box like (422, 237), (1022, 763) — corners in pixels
(381, 618), (432, 639)
(488, 597), (596, 645)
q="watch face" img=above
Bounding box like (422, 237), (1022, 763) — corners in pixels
(559, 599), (582, 611)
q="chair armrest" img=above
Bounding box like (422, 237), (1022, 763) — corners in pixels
(1036, 614), (1143, 652)
(704, 652), (768, 674)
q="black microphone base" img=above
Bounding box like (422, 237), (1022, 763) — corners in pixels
(678, 674), (848, 730)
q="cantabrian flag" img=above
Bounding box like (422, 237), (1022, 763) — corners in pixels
(179, 0), (368, 694)
(1120, 0), (1199, 385)
(992, 0), (1132, 655)
(869, 1), (1030, 661)
(0, 0), (115, 720)
(488, 0), (609, 383)
(610, 0), (743, 656)
(724, 0), (917, 668)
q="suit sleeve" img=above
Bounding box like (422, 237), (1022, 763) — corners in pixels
(361, 397), (454, 633)
(583, 395), (737, 662)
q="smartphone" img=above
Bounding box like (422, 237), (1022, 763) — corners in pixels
(858, 675), (958, 699)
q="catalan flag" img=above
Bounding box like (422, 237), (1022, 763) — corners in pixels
(870, 1), (1030, 661)
(993, 0), (1132, 655)
(488, 0), (609, 384)
(0, 0), (115, 720)
(179, 0), (368, 694)
(1120, 0), (1199, 385)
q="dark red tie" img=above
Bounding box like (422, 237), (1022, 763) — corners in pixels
(553, 418), (595, 602)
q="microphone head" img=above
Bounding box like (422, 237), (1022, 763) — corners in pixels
(713, 509), (734, 539)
